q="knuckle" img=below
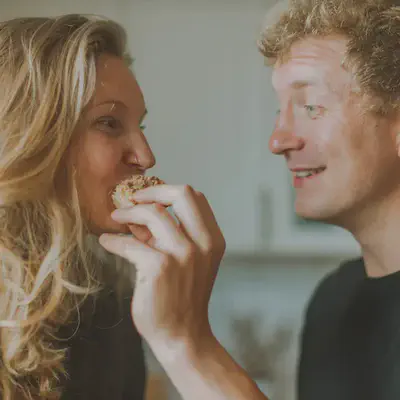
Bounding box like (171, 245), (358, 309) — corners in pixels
(195, 190), (204, 198)
(135, 206), (152, 221)
(148, 252), (168, 270)
(195, 191), (208, 204)
(201, 235), (214, 252)
(133, 204), (150, 215)
(158, 252), (174, 268)
(180, 184), (195, 198)
(206, 236), (226, 257)
(146, 203), (163, 216)
(216, 234), (227, 253)
(149, 203), (159, 211)
(180, 244), (197, 262)
(218, 233), (226, 248)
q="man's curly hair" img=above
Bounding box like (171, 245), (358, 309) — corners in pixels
(259, 0), (400, 115)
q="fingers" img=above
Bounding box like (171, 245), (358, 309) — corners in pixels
(131, 185), (223, 253)
(110, 203), (191, 257)
(99, 233), (168, 278)
(127, 224), (153, 244)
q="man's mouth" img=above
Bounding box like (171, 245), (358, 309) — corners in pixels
(293, 167), (325, 178)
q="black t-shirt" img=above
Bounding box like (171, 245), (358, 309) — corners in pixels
(60, 288), (146, 400)
(298, 258), (400, 400)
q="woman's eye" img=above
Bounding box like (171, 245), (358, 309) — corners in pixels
(140, 124), (147, 131)
(95, 116), (122, 132)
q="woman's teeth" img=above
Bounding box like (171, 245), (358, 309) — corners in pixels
(294, 168), (325, 178)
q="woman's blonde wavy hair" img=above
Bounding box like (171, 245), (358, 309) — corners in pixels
(0, 14), (132, 399)
(259, 0), (400, 116)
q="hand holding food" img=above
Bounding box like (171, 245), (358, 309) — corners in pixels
(111, 175), (166, 244)
(111, 175), (165, 208)
(100, 182), (226, 348)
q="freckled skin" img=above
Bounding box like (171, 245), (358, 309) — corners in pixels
(268, 35), (400, 276)
(269, 36), (400, 228)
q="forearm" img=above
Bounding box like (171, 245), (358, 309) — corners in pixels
(149, 335), (269, 400)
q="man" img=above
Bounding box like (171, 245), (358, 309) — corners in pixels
(264, 1), (400, 399)
(100, 1), (400, 399)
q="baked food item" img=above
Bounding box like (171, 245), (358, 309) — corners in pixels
(111, 175), (165, 208)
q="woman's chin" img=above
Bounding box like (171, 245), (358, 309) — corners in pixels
(109, 221), (131, 235)
(88, 218), (152, 242)
(89, 219), (130, 236)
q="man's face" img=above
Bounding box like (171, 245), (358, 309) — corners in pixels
(269, 36), (400, 228)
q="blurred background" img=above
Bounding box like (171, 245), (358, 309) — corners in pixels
(1, 0), (361, 399)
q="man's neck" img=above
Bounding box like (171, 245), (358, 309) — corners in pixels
(351, 194), (400, 278)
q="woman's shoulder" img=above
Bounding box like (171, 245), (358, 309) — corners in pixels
(60, 287), (146, 399)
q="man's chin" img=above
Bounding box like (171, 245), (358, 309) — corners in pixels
(295, 206), (332, 224)
(296, 207), (346, 227)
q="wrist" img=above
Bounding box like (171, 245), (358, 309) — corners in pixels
(147, 328), (218, 367)
(148, 331), (267, 400)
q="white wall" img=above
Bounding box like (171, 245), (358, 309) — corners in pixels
(125, 0), (278, 253)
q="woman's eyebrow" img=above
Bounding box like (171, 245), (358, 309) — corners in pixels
(93, 100), (127, 109)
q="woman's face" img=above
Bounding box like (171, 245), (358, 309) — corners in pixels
(70, 53), (156, 236)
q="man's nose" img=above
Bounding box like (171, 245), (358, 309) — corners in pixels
(269, 127), (305, 154)
(269, 106), (305, 154)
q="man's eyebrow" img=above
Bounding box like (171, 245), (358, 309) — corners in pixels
(290, 79), (339, 96)
(290, 80), (318, 89)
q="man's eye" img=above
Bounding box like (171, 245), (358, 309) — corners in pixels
(96, 116), (122, 132)
(304, 105), (325, 119)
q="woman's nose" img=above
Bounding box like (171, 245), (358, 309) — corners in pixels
(126, 131), (156, 170)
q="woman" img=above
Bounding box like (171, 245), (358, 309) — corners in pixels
(0, 14), (151, 399)
(0, 12), (268, 400)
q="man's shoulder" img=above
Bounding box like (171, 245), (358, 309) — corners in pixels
(330, 256), (365, 283)
(304, 257), (364, 319)
(315, 256), (364, 294)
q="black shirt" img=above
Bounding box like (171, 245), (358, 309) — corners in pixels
(60, 288), (146, 400)
(298, 258), (400, 400)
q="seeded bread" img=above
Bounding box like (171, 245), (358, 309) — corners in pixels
(111, 175), (165, 208)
